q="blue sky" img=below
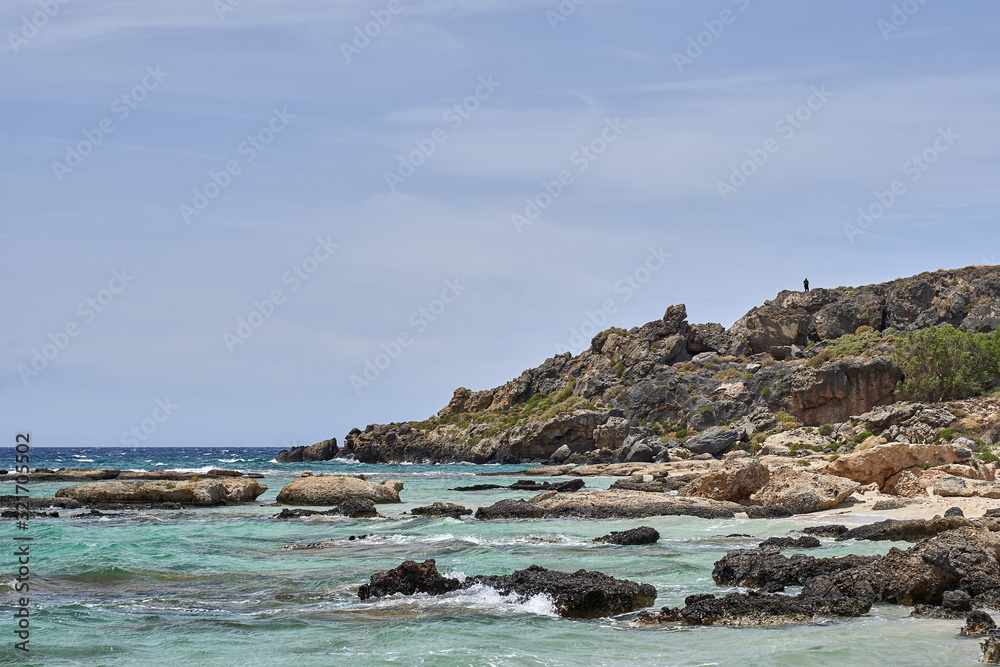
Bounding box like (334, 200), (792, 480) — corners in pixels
(2, 0), (998, 448)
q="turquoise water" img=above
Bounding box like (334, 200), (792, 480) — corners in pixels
(0, 448), (989, 666)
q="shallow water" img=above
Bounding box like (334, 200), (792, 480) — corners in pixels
(0, 448), (989, 665)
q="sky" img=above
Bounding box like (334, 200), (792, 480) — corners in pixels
(1, 0), (998, 448)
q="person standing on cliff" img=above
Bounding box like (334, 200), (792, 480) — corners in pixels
(803, 278), (810, 292)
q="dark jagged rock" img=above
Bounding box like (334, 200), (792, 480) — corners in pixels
(474, 499), (548, 520)
(982, 636), (1000, 664)
(452, 484), (506, 491)
(357, 561), (656, 619)
(945, 506), (965, 517)
(713, 548), (878, 589)
(802, 524), (848, 537)
(962, 609), (997, 636)
(757, 536), (821, 550)
(593, 526), (660, 545)
(276, 438), (338, 463)
(410, 502), (472, 518)
(357, 559), (462, 601)
(509, 479), (585, 493)
(467, 565), (657, 618)
(272, 498), (378, 519)
(837, 516), (1000, 542)
(745, 506), (793, 519)
(639, 589), (870, 627)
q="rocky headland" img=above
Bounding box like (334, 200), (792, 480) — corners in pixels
(331, 266), (1000, 467)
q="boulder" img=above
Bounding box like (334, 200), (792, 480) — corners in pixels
(679, 461), (770, 503)
(684, 428), (739, 456)
(358, 559), (462, 600)
(468, 565), (657, 618)
(276, 476), (401, 505)
(410, 502), (472, 518)
(54, 479), (267, 506)
(824, 442), (966, 488)
(276, 438), (338, 462)
(593, 526), (660, 545)
(749, 467), (858, 514)
(757, 536), (821, 550)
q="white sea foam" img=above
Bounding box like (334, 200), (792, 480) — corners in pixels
(370, 582), (558, 618)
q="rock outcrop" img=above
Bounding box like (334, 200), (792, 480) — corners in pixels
(54, 478), (268, 506)
(276, 438), (338, 462)
(748, 467), (859, 515)
(329, 267), (1000, 464)
(357, 560), (657, 619)
(275, 476), (401, 505)
(474, 489), (742, 520)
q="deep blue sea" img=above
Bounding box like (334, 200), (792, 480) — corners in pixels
(0, 447), (988, 666)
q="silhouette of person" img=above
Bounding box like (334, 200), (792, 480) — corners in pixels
(803, 278), (810, 292)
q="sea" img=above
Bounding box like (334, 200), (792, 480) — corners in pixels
(0, 447), (989, 666)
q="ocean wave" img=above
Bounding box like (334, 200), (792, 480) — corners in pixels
(368, 582), (558, 618)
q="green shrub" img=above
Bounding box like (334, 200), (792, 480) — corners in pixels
(818, 424), (834, 436)
(760, 386), (771, 397)
(891, 324), (1000, 402)
(937, 427), (957, 441)
(807, 348), (838, 367)
(699, 406), (713, 416)
(832, 330), (881, 357)
(921, 462), (931, 470)
(774, 411), (797, 423)
(853, 431), (873, 444)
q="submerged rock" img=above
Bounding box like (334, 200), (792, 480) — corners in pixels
(593, 526), (660, 545)
(272, 498), (378, 519)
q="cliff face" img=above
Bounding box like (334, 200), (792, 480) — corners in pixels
(729, 266), (1000, 354)
(339, 266), (1000, 464)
